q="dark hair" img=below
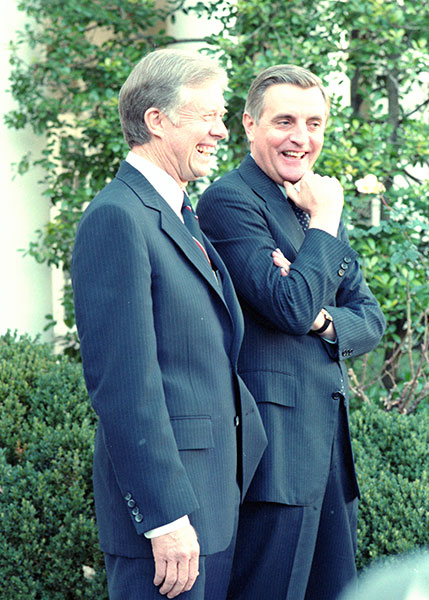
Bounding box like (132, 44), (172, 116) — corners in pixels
(245, 64), (330, 122)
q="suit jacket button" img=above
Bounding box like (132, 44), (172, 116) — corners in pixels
(134, 513), (143, 523)
(132, 506), (139, 516)
(124, 493), (132, 502)
(128, 499), (136, 508)
(234, 416), (240, 427)
(344, 257), (352, 263)
(340, 263), (349, 270)
(332, 391), (344, 401)
(338, 269), (345, 276)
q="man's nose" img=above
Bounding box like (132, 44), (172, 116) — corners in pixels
(289, 123), (309, 145)
(211, 116), (228, 140)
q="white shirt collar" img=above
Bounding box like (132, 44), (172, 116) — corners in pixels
(126, 151), (184, 220)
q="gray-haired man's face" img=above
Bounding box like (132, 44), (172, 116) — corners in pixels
(155, 82), (228, 188)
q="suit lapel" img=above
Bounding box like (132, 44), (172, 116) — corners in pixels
(205, 240), (244, 363)
(116, 162), (219, 288)
(238, 154), (305, 253)
(115, 161), (241, 353)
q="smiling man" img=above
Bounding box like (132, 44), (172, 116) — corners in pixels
(71, 49), (267, 600)
(197, 64), (385, 600)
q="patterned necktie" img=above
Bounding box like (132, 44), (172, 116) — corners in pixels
(181, 193), (211, 264)
(289, 201), (310, 232)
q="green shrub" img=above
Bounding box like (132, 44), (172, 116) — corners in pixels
(0, 332), (107, 598)
(0, 333), (427, 595)
(351, 401), (428, 570)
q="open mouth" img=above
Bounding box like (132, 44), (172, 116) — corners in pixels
(281, 150), (306, 159)
(196, 145), (215, 157)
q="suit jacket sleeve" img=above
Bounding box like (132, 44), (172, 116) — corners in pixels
(72, 202), (200, 535)
(197, 176), (385, 359)
(324, 222), (386, 360)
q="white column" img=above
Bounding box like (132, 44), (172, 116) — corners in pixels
(0, 3), (53, 342)
(166, 1), (223, 50)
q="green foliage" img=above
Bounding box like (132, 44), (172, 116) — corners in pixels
(6, 0), (181, 346)
(0, 332), (107, 598)
(0, 334), (427, 592)
(197, 0), (428, 406)
(350, 401), (429, 569)
(6, 0), (429, 400)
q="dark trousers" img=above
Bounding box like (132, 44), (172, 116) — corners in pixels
(227, 404), (358, 600)
(104, 507), (239, 600)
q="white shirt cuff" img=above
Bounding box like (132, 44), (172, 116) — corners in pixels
(322, 337), (337, 344)
(144, 515), (190, 539)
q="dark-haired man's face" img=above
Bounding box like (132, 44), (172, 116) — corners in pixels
(243, 83), (328, 184)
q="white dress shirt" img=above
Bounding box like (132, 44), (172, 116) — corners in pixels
(126, 151), (185, 221)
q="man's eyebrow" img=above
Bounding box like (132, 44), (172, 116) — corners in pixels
(271, 113), (324, 122)
(273, 113), (294, 120)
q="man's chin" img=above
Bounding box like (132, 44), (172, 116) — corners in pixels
(279, 166), (306, 184)
(282, 175), (303, 185)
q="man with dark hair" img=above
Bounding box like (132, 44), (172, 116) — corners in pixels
(197, 64), (385, 600)
(72, 48), (266, 600)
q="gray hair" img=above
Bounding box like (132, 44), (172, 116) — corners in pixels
(245, 64), (330, 123)
(119, 48), (228, 147)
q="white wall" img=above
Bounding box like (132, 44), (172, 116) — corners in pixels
(0, 3), (54, 342)
(166, 0), (223, 50)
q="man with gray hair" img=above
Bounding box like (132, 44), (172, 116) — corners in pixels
(197, 64), (385, 599)
(72, 48), (266, 599)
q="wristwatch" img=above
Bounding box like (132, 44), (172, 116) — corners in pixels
(313, 308), (333, 334)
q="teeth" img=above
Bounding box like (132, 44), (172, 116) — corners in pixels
(283, 151), (304, 158)
(196, 145), (214, 157)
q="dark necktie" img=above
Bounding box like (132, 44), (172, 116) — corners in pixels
(289, 201), (310, 232)
(181, 193), (211, 264)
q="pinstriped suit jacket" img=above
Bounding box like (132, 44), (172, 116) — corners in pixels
(71, 161), (267, 558)
(197, 154), (386, 506)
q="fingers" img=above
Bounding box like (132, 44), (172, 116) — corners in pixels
(184, 554), (199, 592)
(151, 525), (200, 598)
(161, 555), (198, 598)
(272, 249), (291, 276)
(284, 172), (344, 237)
(158, 554), (199, 598)
(283, 180), (299, 202)
(153, 558), (167, 588)
(154, 557), (196, 598)
(161, 559), (186, 598)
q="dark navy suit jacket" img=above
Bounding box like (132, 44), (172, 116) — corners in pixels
(72, 161), (267, 558)
(197, 154), (385, 506)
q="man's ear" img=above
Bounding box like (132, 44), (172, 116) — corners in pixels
(242, 112), (255, 143)
(144, 107), (166, 139)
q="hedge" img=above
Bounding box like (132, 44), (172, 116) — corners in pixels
(352, 402), (428, 569)
(0, 332), (107, 598)
(0, 332), (427, 597)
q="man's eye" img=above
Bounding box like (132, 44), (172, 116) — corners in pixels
(202, 112), (227, 122)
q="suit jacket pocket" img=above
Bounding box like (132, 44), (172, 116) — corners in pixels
(170, 416), (215, 450)
(239, 370), (296, 408)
